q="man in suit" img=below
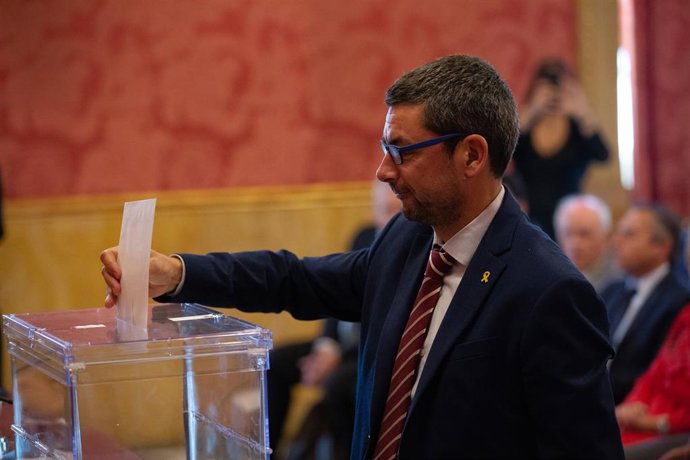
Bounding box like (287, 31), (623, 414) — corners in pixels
(101, 55), (623, 459)
(554, 194), (620, 293)
(602, 204), (690, 404)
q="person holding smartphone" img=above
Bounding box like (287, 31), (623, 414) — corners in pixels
(513, 58), (610, 239)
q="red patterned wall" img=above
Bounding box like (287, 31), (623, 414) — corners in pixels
(0, 0), (576, 199)
(631, 0), (690, 217)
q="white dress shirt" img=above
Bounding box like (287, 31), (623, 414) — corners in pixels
(412, 186), (505, 396)
(611, 262), (671, 347)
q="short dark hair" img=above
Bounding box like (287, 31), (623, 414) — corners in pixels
(385, 55), (519, 177)
(633, 203), (682, 263)
(524, 57), (574, 101)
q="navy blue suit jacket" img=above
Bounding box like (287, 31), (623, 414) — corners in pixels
(602, 272), (690, 404)
(160, 193), (623, 459)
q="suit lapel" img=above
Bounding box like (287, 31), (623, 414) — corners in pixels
(370, 231), (432, 429)
(606, 282), (633, 335)
(410, 194), (519, 412)
(616, 273), (669, 349)
(411, 248), (507, 408)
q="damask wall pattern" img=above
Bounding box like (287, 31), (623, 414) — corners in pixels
(631, 0), (690, 217)
(0, 0), (576, 199)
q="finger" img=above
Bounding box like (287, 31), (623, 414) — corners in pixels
(100, 247), (121, 280)
(104, 283), (118, 308)
(101, 266), (122, 295)
(104, 291), (118, 309)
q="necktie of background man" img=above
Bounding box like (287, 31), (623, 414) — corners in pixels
(610, 282), (638, 347)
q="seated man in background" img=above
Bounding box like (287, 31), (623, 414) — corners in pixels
(267, 180), (398, 458)
(616, 302), (690, 459)
(554, 194), (619, 293)
(602, 203), (690, 404)
(674, 222), (690, 281)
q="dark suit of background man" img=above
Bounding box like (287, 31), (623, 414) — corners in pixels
(602, 204), (690, 404)
(102, 55), (623, 459)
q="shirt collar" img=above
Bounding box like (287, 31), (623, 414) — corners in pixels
(435, 186), (505, 267)
(629, 262), (670, 300)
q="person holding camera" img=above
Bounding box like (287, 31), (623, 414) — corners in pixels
(513, 58), (610, 239)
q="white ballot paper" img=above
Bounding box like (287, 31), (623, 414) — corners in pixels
(116, 198), (156, 339)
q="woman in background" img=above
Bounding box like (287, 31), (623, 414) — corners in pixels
(513, 58), (609, 239)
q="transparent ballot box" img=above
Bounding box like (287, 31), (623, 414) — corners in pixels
(3, 303), (272, 459)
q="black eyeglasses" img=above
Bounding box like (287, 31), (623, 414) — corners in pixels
(380, 133), (468, 165)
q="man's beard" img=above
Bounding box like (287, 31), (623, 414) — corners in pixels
(401, 196), (461, 228)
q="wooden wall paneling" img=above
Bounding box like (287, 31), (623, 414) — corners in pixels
(576, 0), (630, 222)
(0, 182), (374, 390)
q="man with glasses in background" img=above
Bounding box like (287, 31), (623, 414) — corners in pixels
(102, 55), (623, 459)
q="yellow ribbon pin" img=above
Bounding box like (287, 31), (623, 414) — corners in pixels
(481, 271), (490, 283)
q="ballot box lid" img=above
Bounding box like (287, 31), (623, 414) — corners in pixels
(3, 303), (272, 372)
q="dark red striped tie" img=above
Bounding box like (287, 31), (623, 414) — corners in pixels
(373, 246), (455, 460)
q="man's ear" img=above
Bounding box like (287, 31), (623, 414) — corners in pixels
(656, 237), (674, 263)
(459, 134), (489, 178)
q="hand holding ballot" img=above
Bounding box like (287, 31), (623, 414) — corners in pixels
(100, 247), (182, 309)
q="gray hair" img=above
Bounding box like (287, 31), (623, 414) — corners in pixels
(385, 55), (519, 177)
(554, 194), (612, 233)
